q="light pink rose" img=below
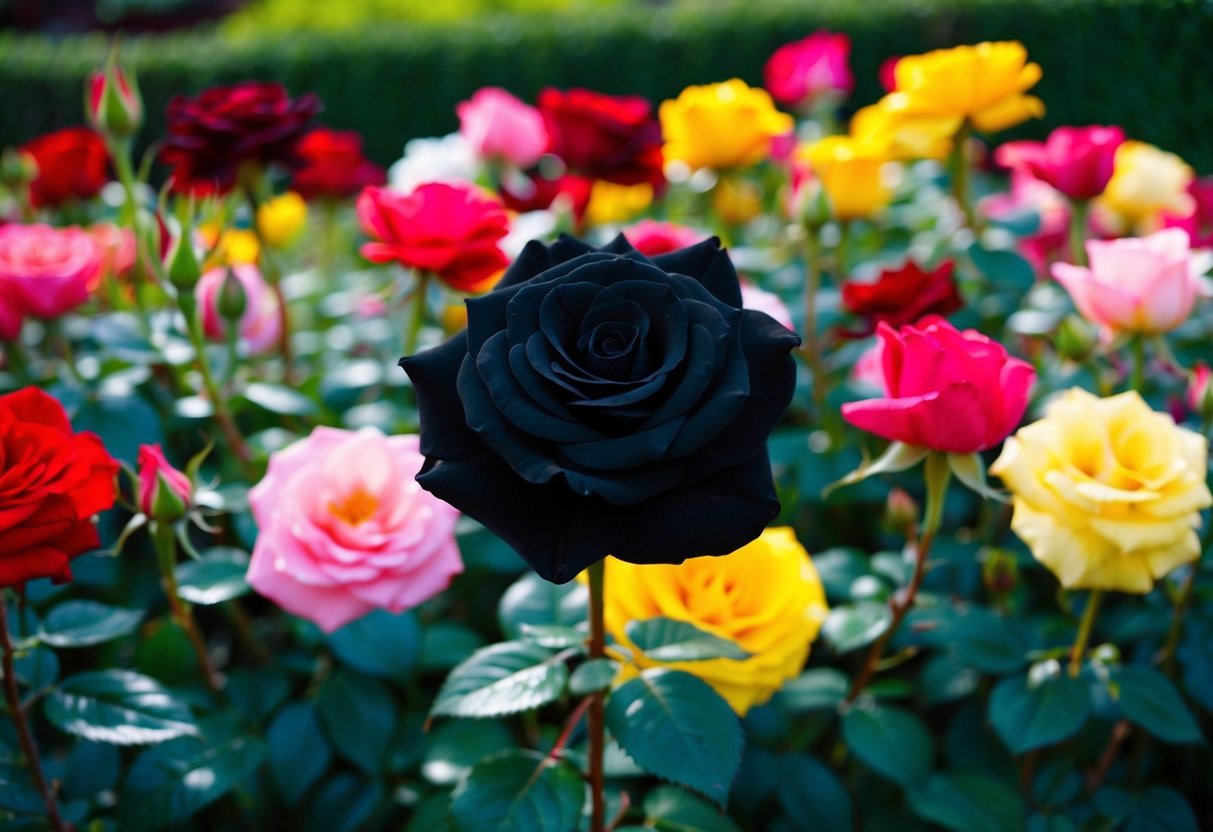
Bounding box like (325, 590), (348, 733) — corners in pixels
(194, 264), (282, 355)
(0, 223), (103, 319)
(622, 219), (706, 257)
(1052, 228), (1213, 335)
(740, 280), (795, 331)
(457, 87), (549, 169)
(247, 427), (463, 633)
(842, 317), (1035, 453)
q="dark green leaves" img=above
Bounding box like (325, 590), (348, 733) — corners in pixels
(431, 642), (568, 719)
(498, 573), (587, 639)
(907, 772), (1026, 832)
(1094, 785), (1199, 832)
(642, 786), (742, 832)
(448, 751), (584, 832)
(776, 753), (852, 832)
(242, 382), (318, 415)
(1112, 665), (1203, 744)
(39, 601), (143, 647)
(569, 658), (618, 695)
(989, 671), (1091, 754)
(44, 670), (198, 745)
(173, 548), (251, 605)
(318, 670), (395, 775)
(268, 702), (331, 806)
(840, 703), (932, 786)
(821, 603), (890, 654)
(626, 617), (750, 662)
(777, 668), (849, 713)
(327, 609), (421, 682)
(606, 669), (742, 807)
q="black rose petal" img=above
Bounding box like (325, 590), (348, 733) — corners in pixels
(652, 238), (743, 307)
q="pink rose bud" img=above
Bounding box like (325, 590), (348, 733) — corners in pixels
(1052, 228), (1213, 335)
(994, 125), (1125, 202)
(1189, 363), (1213, 421)
(0, 224), (103, 320)
(194, 264), (282, 355)
(457, 87), (549, 169)
(842, 317), (1035, 453)
(87, 54), (143, 139)
(764, 30), (854, 109)
(247, 427), (464, 633)
(622, 219), (706, 257)
(137, 444), (193, 522)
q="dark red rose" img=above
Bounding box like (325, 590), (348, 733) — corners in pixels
(292, 128), (385, 200)
(500, 172), (593, 220)
(537, 88), (664, 190)
(841, 260), (962, 336)
(0, 387), (119, 587)
(22, 127), (109, 209)
(161, 81), (322, 195)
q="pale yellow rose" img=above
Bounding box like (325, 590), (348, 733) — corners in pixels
(660, 79), (794, 172)
(584, 180), (653, 227)
(991, 389), (1212, 593)
(886, 41), (1045, 133)
(256, 191), (308, 249)
(599, 526), (828, 715)
(1098, 141), (1195, 229)
(799, 137), (893, 220)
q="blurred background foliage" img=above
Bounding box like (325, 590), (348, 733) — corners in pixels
(1, 0), (1209, 172)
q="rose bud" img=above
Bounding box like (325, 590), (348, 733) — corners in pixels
(1054, 314), (1098, 363)
(292, 128), (385, 201)
(166, 228), (203, 294)
(218, 267), (248, 323)
(137, 444), (193, 523)
(1188, 362), (1213, 423)
(885, 487), (919, 533)
(0, 147), (37, 190)
(87, 53), (143, 139)
(994, 126), (1124, 203)
(195, 264), (281, 356)
(981, 547), (1020, 596)
(841, 259), (962, 336)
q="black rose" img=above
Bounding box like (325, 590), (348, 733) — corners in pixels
(400, 235), (800, 583)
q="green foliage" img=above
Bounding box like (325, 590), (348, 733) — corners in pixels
(840, 702), (933, 786)
(906, 772), (1026, 832)
(1111, 665), (1204, 745)
(38, 600), (143, 647)
(43, 670), (198, 746)
(267, 702), (331, 806)
(626, 617), (751, 662)
(431, 641), (569, 718)
(448, 751), (585, 832)
(172, 547), (251, 605)
(988, 670), (1091, 754)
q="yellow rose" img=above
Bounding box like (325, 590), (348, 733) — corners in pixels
(600, 526), (828, 715)
(710, 176), (763, 227)
(584, 180), (654, 227)
(850, 99), (954, 160)
(1098, 141), (1195, 228)
(991, 389), (1212, 594)
(660, 79), (794, 172)
(256, 191), (308, 249)
(886, 41), (1044, 133)
(198, 224), (259, 268)
(798, 137), (892, 221)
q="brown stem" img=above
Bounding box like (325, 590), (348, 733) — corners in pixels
(548, 695), (593, 762)
(0, 594), (72, 832)
(185, 315), (255, 478)
(223, 600), (271, 666)
(152, 522), (221, 694)
(1087, 719), (1132, 792)
(587, 559), (606, 832)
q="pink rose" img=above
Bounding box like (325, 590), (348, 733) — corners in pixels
(1188, 362), (1213, 419)
(764, 31), (853, 109)
(995, 126), (1124, 202)
(842, 317), (1035, 453)
(1163, 176), (1213, 248)
(137, 444), (193, 522)
(850, 340), (887, 392)
(0, 296), (22, 342)
(89, 223), (137, 279)
(740, 280), (795, 331)
(194, 264), (282, 355)
(0, 224), (103, 319)
(247, 427), (463, 632)
(457, 87), (549, 169)
(622, 219), (706, 256)
(1052, 228), (1213, 335)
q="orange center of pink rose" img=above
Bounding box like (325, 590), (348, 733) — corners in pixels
(328, 486), (378, 526)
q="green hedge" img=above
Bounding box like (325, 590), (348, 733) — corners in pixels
(1, 0), (1209, 171)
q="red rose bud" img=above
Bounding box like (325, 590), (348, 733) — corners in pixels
(292, 128), (385, 200)
(21, 127), (109, 209)
(218, 267), (248, 322)
(137, 444), (193, 522)
(841, 260), (962, 336)
(1188, 362), (1213, 422)
(88, 54), (143, 140)
(885, 487), (919, 532)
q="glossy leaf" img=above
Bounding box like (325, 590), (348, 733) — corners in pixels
(627, 617), (751, 662)
(44, 670), (198, 745)
(448, 751), (585, 832)
(989, 672), (1091, 754)
(431, 641), (567, 719)
(174, 548), (250, 605)
(841, 703), (932, 786)
(39, 600), (143, 647)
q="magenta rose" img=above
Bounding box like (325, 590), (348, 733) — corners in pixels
(764, 30), (854, 109)
(0, 224), (103, 320)
(995, 125), (1125, 202)
(457, 87), (549, 169)
(841, 317), (1035, 453)
(247, 427), (463, 633)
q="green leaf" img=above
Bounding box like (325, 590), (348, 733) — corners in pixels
(13, 647), (59, 689)
(431, 641), (568, 719)
(821, 602), (891, 654)
(989, 672), (1091, 754)
(39, 600), (143, 648)
(840, 703), (932, 786)
(776, 668), (849, 713)
(569, 659), (618, 696)
(1112, 665), (1203, 744)
(327, 609), (420, 682)
(1093, 785), (1198, 832)
(93, 313), (159, 362)
(944, 608), (1031, 675)
(519, 623), (586, 650)
(643, 785), (742, 832)
(174, 548), (250, 605)
(448, 751), (585, 832)
(606, 668), (743, 807)
(907, 772), (1026, 832)
(224, 667), (290, 724)
(419, 621), (485, 673)
(44, 670), (198, 745)
(242, 382), (318, 415)
(268, 702), (331, 807)
(317, 670), (395, 775)
(968, 243), (1036, 290)
(946, 453), (1007, 502)
(823, 441), (928, 496)
(627, 617), (750, 662)
(304, 773), (382, 832)
(62, 741), (120, 800)
(0, 765), (45, 815)
(421, 718), (516, 786)
(119, 733), (266, 831)
(776, 752), (852, 832)
(498, 572), (587, 639)
(919, 654), (979, 705)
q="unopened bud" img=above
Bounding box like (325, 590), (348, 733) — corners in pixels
(0, 147), (37, 187)
(885, 487), (919, 532)
(1055, 315), (1098, 363)
(1187, 363), (1213, 422)
(981, 547), (1020, 596)
(87, 52), (143, 139)
(218, 268), (248, 323)
(167, 232), (202, 292)
(137, 444), (193, 523)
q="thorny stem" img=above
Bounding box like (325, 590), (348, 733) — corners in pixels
(151, 521), (221, 694)
(587, 559), (607, 832)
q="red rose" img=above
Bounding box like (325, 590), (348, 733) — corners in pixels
(841, 260), (962, 336)
(22, 127), (109, 209)
(500, 172), (593, 220)
(161, 81), (322, 195)
(357, 183), (510, 293)
(292, 128), (386, 200)
(537, 88), (664, 190)
(0, 388), (119, 587)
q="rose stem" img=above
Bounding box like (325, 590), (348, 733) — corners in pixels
(108, 136), (153, 333)
(846, 452), (950, 702)
(1129, 334), (1146, 394)
(949, 121), (978, 233)
(150, 520), (222, 694)
(547, 695), (593, 762)
(243, 187), (295, 385)
(0, 592), (71, 832)
(1068, 199), (1090, 266)
(799, 229), (829, 415)
(403, 272), (429, 358)
(586, 559), (607, 832)
(182, 307), (256, 480)
(1067, 589), (1103, 677)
